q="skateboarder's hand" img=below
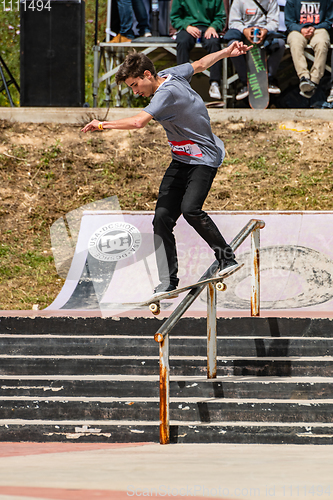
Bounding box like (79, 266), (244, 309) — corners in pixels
(227, 41), (252, 57)
(81, 119), (102, 133)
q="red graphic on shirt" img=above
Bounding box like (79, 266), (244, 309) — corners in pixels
(300, 2), (320, 24)
(168, 140), (203, 157)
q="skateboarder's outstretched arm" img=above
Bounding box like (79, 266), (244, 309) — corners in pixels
(192, 41), (251, 75)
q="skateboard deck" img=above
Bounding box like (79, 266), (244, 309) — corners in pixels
(246, 43), (269, 110)
(126, 263), (244, 315)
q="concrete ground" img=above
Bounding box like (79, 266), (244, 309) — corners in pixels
(0, 442), (332, 500)
(2, 107), (333, 124)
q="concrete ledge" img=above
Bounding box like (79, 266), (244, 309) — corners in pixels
(1, 107), (333, 123)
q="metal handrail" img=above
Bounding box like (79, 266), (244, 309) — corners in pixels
(154, 218), (265, 444)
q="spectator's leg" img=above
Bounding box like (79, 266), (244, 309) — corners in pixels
(309, 28), (330, 84)
(131, 0), (151, 36)
(267, 39), (285, 82)
(117, 0), (135, 39)
(230, 50), (247, 84)
(225, 31), (247, 85)
(201, 31), (222, 84)
(328, 48), (333, 102)
(286, 30), (309, 80)
(176, 29), (196, 65)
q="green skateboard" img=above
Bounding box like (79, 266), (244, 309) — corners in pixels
(246, 43), (269, 110)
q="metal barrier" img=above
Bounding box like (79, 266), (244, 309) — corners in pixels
(153, 218), (265, 444)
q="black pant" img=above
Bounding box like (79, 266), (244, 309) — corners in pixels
(153, 160), (233, 285)
(176, 26), (222, 84)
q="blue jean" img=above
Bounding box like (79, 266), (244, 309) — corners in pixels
(117, 0), (150, 38)
(153, 160), (233, 285)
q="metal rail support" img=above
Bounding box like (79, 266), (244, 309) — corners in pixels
(154, 218), (265, 444)
(207, 282), (217, 379)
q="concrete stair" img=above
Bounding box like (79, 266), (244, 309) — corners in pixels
(0, 316), (333, 444)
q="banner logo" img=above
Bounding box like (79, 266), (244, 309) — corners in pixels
(88, 222), (142, 262)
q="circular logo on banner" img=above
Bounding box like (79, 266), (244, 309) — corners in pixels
(88, 222), (142, 262)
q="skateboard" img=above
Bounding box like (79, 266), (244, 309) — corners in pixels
(132, 263), (244, 315)
(246, 42), (269, 110)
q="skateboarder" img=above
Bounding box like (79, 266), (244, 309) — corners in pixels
(81, 41), (250, 295)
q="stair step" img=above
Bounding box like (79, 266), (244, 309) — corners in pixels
(1, 336), (333, 357)
(0, 420), (333, 444)
(1, 316), (333, 444)
(1, 356), (332, 376)
(1, 376), (333, 398)
(1, 397), (333, 422)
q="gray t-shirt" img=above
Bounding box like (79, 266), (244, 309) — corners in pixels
(144, 63), (225, 168)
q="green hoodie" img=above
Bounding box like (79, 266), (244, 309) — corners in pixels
(170, 0), (226, 33)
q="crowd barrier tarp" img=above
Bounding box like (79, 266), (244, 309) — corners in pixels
(47, 211), (333, 317)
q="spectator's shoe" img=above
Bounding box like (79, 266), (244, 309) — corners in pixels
(120, 35), (133, 43)
(299, 77), (316, 94)
(327, 87), (333, 103)
(268, 84), (281, 94)
(109, 33), (121, 43)
(209, 82), (222, 100)
(144, 32), (152, 37)
(299, 88), (316, 99)
(236, 86), (249, 100)
(152, 282), (178, 298)
(218, 258), (239, 276)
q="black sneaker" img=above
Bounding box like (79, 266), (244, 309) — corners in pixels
(299, 88), (316, 99)
(218, 258), (239, 276)
(268, 84), (281, 94)
(152, 282), (178, 298)
(236, 86), (249, 100)
(299, 77), (316, 94)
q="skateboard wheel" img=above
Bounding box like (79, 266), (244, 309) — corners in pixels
(149, 302), (160, 315)
(216, 282), (227, 292)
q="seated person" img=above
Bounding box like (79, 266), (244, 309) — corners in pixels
(223, 0), (285, 101)
(328, 47), (333, 103)
(111, 0), (151, 42)
(170, 0), (226, 100)
(285, 0), (333, 98)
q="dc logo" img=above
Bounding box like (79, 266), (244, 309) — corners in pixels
(88, 222), (142, 262)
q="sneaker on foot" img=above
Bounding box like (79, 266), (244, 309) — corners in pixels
(120, 35), (133, 43)
(299, 77), (316, 93)
(218, 258), (239, 276)
(144, 31), (152, 37)
(109, 33), (121, 43)
(152, 282), (178, 297)
(209, 82), (222, 100)
(299, 88), (316, 99)
(268, 84), (281, 94)
(236, 86), (249, 100)
(327, 87), (333, 103)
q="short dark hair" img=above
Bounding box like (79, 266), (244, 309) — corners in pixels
(115, 51), (157, 84)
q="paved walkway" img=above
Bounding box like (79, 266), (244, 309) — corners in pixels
(0, 442), (332, 500)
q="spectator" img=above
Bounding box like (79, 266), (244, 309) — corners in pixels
(328, 48), (333, 103)
(285, 0), (333, 98)
(111, 0), (151, 42)
(170, 0), (226, 100)
(223, 0), (285, 101)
